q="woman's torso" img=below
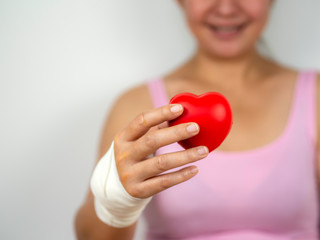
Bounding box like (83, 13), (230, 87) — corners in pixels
(141, 67), (319, 239)
(159, 65), (303, 153)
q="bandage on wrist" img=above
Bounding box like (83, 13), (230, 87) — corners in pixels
(90, 141), (152, 228)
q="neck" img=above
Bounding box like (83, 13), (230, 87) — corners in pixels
(184, 46), (270, 87)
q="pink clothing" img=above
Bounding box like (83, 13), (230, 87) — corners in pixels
(143, 71), (319, 240)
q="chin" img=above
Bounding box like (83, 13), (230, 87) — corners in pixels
(201, 42), (254, 60)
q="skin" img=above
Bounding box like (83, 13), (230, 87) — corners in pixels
(74, 0), (320, 239)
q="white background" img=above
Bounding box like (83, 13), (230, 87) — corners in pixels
(1, 0), (320, 239)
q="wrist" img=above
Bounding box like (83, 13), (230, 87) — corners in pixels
(90, 141), (152, 228)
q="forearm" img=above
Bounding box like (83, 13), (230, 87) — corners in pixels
(74, 200), (137, 240)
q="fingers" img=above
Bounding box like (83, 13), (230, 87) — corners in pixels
(133, 166), (199, 198)
(120, 104), (183, 141)
(132, 122), (200, 160)
(113, 104), (205, 199)
(135, 146), (208, 180)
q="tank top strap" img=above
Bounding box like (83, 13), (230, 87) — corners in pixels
(291, 70), (317, 147)
(147, 78), (169, 108)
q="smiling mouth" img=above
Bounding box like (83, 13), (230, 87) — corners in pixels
(207, 23), (248, 36)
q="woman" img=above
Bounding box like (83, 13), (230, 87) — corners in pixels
(75, 0), (320, 239)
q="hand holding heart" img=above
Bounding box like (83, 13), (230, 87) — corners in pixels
(112, 92), (231, 199)
(169, 92), (233, 152)
(112, 104), (210, 198)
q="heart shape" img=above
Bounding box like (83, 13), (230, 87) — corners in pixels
(169, 92), (233, 152)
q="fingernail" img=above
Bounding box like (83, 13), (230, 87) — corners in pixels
(191, 167), (199, 174)
(170, 104), (182, 113)
(197, 146), (208, 155)
(186, 123), (199, 133)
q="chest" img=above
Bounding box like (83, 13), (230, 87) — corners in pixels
(218, 91), (292, 152)
(145, 138), (318, 239)
(144, 73), (319, 239)
(167, 78), (296, 152)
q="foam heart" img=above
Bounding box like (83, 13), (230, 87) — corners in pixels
(169, 92), (233, 152)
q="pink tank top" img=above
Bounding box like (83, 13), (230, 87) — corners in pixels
(143, 71), (319, 240)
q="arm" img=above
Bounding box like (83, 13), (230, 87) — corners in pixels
(74, 86), (149, 240)
(74, 193), (137, 240)
(74, 84), (207, 239)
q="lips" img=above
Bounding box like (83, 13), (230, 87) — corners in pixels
(206, 22), (248, 39)
(209, 21), (247, 29)
(211, 25), (244, 31)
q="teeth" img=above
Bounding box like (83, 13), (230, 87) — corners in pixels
(215, 26), (238, 31)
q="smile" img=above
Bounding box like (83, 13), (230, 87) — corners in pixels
(207, 23), (248, 40)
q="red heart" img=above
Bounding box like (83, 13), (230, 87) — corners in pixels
(169, 92), (233, 152)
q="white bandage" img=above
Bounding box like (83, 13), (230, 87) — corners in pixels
(90, 141), (152, 228)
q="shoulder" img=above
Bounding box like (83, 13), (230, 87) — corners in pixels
(112, 83), (153, 117)
(97, 83), (154, 158)
(315, 72), (320, 94)
(106, 82), (154, 131)
(316, 72), (320, 96)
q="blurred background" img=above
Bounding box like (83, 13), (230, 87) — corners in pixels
(1, 0), (320, 239)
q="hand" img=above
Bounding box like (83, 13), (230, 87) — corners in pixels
(113, 104), (209, 199)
